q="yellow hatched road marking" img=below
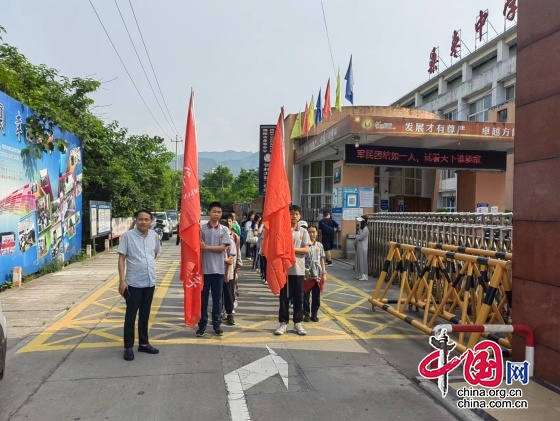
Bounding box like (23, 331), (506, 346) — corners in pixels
(18, 261), (418, 353)
(18, 263), (177, 353)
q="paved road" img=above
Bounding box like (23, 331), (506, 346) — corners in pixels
(0, 241), (471, 421)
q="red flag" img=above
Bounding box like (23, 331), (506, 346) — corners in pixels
(262, 108), (295, 295)
(323, 79), (331, 120)
(302, 102), (309, 135)
(179, 89), (203, 328)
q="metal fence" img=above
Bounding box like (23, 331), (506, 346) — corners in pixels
(367, 212), (513, 276)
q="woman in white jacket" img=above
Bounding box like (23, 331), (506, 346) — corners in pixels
(355, 217), (369, 281)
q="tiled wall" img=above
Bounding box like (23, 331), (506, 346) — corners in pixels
(513, 0), (560, 387)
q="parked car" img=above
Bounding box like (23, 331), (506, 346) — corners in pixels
(0, 298), (6, 381)
(165, 210), (179, 233)
(151, 212), (172, 241)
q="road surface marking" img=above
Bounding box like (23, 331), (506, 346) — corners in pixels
(225, 346), (288, 421)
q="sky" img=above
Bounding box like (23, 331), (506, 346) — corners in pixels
(2, 1), (514, 153)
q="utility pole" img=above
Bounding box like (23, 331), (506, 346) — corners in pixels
(171, 135), (183, 171)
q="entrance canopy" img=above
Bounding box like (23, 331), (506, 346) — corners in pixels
(294, 114), (515, 171)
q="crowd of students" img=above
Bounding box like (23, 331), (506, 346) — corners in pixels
(118, 203), (369, 360)
(193, 202), (341, 337)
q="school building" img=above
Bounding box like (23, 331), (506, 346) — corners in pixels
(284, 24), (517, 252)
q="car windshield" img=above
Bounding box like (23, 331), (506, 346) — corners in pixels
(153, 213), (166, 220)
(167, 214), (177, 221)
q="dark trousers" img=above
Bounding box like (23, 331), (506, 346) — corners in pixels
(200, 274), (224, 329)
(124, 286), (155, 349)
(245, 242), (255, 259)
(304, 283), (321, 317)
(223, 278), (235, 315)
(279, 275), (304, 323)
(260, 255), (267, 280)
(252, 253), (259, 270)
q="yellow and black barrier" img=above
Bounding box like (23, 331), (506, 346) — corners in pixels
(368, 241), (513, 352)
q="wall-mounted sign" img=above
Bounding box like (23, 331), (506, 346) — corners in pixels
(331, 207), (342, 226)
(332, 187), (343, 208)
(358, 187), (374, 208)
(90, 201), (112, 238)
(345, 144), (507, 171)
(343, 208), (363, 221)
(343, 187), (359, 208)
(258, 125), (276, 196)
(333, 166), (341, 184)
(294, 115), (515, 161)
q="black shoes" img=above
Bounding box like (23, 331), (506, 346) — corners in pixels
(138, 344), (159, 354)
(196, 325), (225, 336)
(303, 315), (311, 322)
(226, 315), (235, 326)
(124, 348), (134, 361)
(310, 316), (319, 322)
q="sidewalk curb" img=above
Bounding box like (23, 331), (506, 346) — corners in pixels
(414, 377), (483, 421)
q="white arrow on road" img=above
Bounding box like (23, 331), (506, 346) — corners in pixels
(224, 345), (289, 421)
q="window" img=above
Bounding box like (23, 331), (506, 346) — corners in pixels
(498, 109), (508, 123)
(468, 94), (492, 122)
(310, 161), (323, 194)
(505, 84), (515, 101)
(443, 109), (458, 120)
(440, 195), (456, 212)
(302, 164), (310, 194)
(323, 160), (336, 194)
(441, 169), (456, 180)
(388, 168), (422, 196)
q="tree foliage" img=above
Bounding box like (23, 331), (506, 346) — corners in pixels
(0, 28), (181, 229)
(199, 166), (259, 211)
(0, 26), (258, 233)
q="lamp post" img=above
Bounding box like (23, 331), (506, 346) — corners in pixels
(171, 135), (184, 171)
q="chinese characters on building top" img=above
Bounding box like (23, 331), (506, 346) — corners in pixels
(503, 0), (517, 21)
(428, 47), (439, 75)
(450, 30), (461, 59)
(475, 10), (489, 42)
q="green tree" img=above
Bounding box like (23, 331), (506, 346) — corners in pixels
(198, 166), (259, 211)
(200, 165), (235, 208)
(0, 29), (179, 233)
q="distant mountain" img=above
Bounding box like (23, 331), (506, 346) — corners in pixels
(198, 150), (255, 162)
(172, 151), (259, 176)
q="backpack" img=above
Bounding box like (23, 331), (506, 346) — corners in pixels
(320, 220), (335, 236)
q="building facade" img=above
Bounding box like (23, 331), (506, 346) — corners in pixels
(283, 26), (517, 254)
(392, 26), (517, 211)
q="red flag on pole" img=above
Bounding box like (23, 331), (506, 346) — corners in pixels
(302, 102), (309, 135)
(323, 78), (331, 120)
(262, 108), (295, 295)
(179, 89), (202, 328)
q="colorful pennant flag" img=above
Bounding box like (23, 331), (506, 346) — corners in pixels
(302, 102), (309, 135)
(323, 78), (331, 120)
(345, 55), (354, 104)
(335, 70), (342, 112)
(290, 111), (302, 139)
(315, 89), (322, 125)
(308, 95), (315, 130)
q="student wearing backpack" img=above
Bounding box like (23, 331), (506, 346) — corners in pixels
(302, 225), (326, 323)
(318, 210), (339, 267)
